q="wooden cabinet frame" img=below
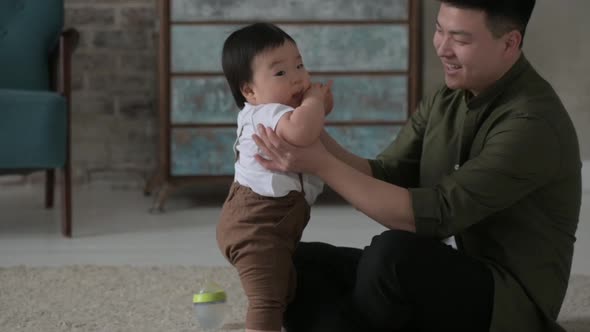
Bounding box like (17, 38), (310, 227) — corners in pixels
(146, 0), (422, 211)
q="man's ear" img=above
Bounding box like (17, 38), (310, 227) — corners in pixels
(504, 30), (522, 53)
(241, 83), (255, 103)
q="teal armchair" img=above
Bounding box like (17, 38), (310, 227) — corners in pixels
(0, 0), (79, 237)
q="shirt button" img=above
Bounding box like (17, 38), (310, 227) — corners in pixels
(454, 164), (460, 171)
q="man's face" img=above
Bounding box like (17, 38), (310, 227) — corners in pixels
(433, 3), (511, 95)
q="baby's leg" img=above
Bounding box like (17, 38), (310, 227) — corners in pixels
(217, 185), (309, 332)
(235, 243), (294, 332)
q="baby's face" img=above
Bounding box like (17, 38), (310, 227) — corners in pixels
(245, 41), (311, 108)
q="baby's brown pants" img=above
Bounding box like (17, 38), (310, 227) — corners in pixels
(217, 182), (310, 331)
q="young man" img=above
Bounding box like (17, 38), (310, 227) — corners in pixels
(253, 0), (582, 331)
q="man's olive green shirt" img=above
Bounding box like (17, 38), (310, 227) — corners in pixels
(369, 55), (581, 331)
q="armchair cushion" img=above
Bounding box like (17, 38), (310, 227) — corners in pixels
(0, 89), (67, 168)
(0, 0), (64, 91)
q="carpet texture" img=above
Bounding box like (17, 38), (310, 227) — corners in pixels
(1, 266), (589, 332)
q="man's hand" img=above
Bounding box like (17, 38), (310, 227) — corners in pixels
(252, 124), (328, 174)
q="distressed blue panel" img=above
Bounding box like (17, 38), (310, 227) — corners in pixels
(170, 127), (236, 175)
(171, 25), (238, 73)
(172, 25), (408, 72)
(171, 126), (400, 175)
(171, 77), (237, 124)
(289, 25), (408, 72)
(319, 76), (407, 122)
(171, 76), (407, 124)
(171, 0), (408, 21)
(326, 126), (401, 159)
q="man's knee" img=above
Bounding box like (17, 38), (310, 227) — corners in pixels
(292, 242), (327, 267)
(355, 231), (417, 293)
(357, 230), (447, 294)
(352, 230), (421, 329)
(362, 230), (424, 267)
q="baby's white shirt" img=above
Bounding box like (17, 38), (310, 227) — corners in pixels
(233, 102), (324, 205)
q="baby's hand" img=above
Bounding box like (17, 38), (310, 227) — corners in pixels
(302, 82), (327, 101)
(303, 81), (333, 114)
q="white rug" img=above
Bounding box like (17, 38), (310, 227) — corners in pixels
(1, 266), (589, 331)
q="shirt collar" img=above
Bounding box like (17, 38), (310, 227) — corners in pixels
(464, 53), (530, 110)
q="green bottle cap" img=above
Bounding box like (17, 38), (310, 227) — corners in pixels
(193, 290), (226, 303)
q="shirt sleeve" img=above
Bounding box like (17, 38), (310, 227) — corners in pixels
(368, 89), (438, 188)
(250, 103), (294, 131)
(409, 112), (561, 238)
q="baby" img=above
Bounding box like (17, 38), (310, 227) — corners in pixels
(217, 22), (332, 332)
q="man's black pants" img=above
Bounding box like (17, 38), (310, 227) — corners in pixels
(283, 230), (494, 332)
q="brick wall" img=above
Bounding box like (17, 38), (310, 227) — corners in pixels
(66, 0), (159, 187)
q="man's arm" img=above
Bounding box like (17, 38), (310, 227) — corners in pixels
(252, 89), (435, 231)
(315, 94), (434, 230)
(368, 93), (433, 188)
(255, 124), (416, 231)
(318, 151), (416, 232)
(319, 130), (373, 176)
(318, 88), (435, 179)
(410, 114), (561, 238)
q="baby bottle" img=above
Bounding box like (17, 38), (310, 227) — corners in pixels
(193, 280), (228, 330)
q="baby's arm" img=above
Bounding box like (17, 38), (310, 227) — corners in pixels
(276, 81), (331, 147)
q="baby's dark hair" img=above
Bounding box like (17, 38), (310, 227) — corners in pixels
(438, 0), (536, 47)
(221, 22), (296, 109)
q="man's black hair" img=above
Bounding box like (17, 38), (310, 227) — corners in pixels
(439, 0), (536, 47)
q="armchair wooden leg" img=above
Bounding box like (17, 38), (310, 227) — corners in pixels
(45, 169), (55, 208)
(61, 163), (72, 237)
